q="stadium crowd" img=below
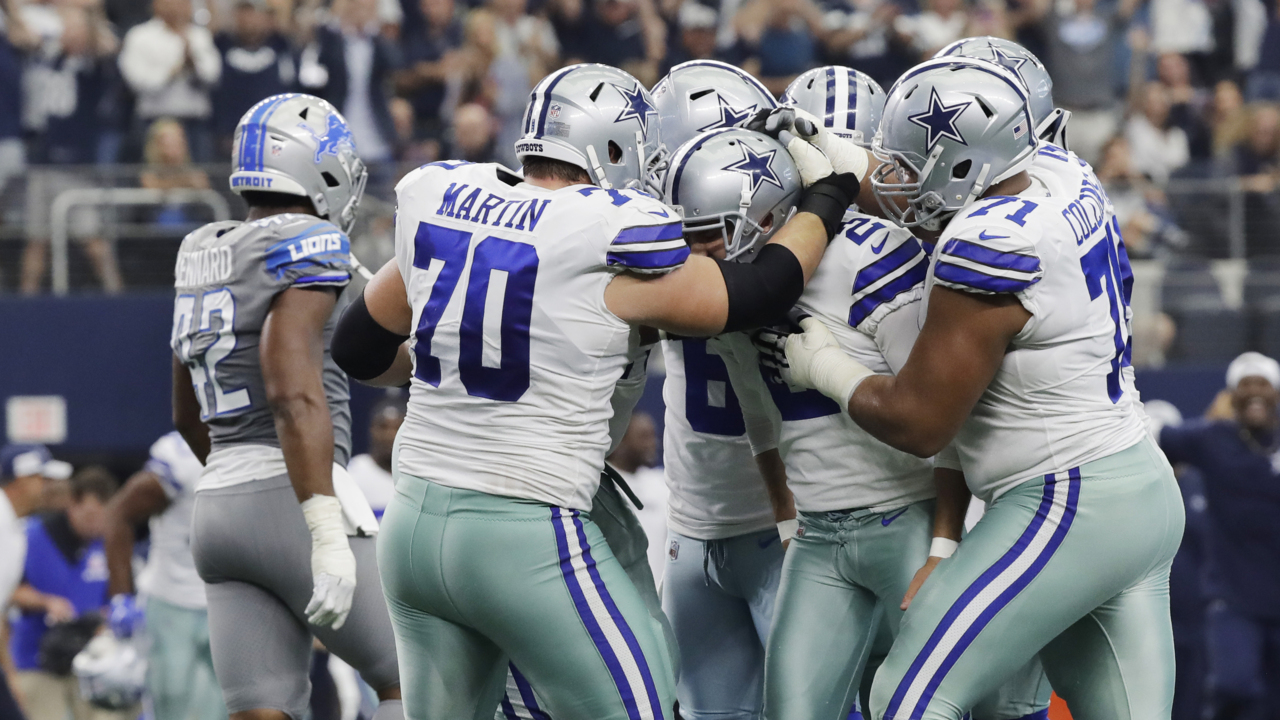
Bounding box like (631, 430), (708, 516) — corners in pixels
(0, 0), (1278, 291)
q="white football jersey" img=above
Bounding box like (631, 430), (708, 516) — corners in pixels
(608, 338), (656, 455)
(923, 144), (1147, 502)
(137, 432), (208, 610)
(661, 332), (778, 540)
(749, 210), (936, 513)
(394, 162), (689, 511)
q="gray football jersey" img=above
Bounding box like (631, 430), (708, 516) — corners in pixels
(170, 213), (354, 464)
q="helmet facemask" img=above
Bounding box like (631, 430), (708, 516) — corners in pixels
(1037, 107), (1071, 150)
(676, 174), (795, 261)
(871, 141), (953, 231)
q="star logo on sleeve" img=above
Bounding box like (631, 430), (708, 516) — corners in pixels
(613, 83), (654, 132)
(724, 143), (782, 195)
(907, 88), (969, 150)
(698, 94), (759, 132)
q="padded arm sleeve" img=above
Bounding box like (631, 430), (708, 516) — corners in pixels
(332, 293), (410, 382)
(717, 244), (805, 334)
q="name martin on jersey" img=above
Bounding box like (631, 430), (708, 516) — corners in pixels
(436, 182), (552, 232)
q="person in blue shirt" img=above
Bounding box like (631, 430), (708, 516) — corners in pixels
(9, 468), (120, 720)
(1159, 352), (1280, 720)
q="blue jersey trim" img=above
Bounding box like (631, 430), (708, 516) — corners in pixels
(942, 238), (1040, 274)
(848, 257), (928, 328)
(934, 262), (1037, 294)
(606, 245), (690, 271)
(611, 222), (684, 246)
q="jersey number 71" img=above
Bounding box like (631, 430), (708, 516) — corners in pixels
(411, 222), (540, 402)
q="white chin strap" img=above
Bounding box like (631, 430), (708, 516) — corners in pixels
(586, 144), (611, 189)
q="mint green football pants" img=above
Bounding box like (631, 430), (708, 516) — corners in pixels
(763, 500), (1050, 720)
(145, 596), (226, 720)
(868, 438), (1185, 720)
(378, 474), (678, 720)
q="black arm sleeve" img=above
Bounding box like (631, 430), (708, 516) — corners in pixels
(797, 172), (861, 240)
(717, 244), (805, 333)
(332, 293), (410, 381)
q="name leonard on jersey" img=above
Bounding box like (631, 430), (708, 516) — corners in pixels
(175, 245), (234, 287)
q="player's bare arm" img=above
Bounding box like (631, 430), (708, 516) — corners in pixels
(103, 470), (171, 597)
(261, 286), (341, 502)
(901, 467), (970, 610)
(171, 358), (210, 463)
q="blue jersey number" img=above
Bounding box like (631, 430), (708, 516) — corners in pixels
(681, 339), (746, 436)
(411, 222), (540, 402)
(757, 365), (841, 422)
(1079, 218), (1133, 403)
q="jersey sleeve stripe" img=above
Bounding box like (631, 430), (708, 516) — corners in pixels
(935, 261), (1040, 294)
(853, 240), (924, 294)
(848, 257), (927, 327)
(608, 238), (689, 254)
(942, 238), (1041, 274)
(610, 222), (684, 246)
(607, 244), (690, 272)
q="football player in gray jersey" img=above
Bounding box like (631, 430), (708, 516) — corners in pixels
(170, 93), (402, 720)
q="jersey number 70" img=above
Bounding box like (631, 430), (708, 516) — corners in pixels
(411, 222), (540, 402)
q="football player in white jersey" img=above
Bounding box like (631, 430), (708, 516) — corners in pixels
(332, 63), (871, 720)
(103, 432), (225, 720)
(658, 126), (798, 720)
(776, 58), (1183, 719)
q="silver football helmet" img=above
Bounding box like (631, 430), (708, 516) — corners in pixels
(652, 60), (777, 158)
(935, 36), (1070, 148)
(781, 66), (885, 146)
(663, 128), (801, 261)
(73, 633), (148, 710)
(872, 58), (1039, 230)
(230, 93), (368, 233)
(515, 63), (663, 193)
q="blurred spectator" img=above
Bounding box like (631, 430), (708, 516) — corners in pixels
(489, 0), (558, 85)
(140, 118), (212, 228)
(118, 0), (222, 162)
(552, 0), (662, 86)
(446, 8), (528, 166)
(9, 467), (120, 720)
(348, 395), (406, 520)
(736, 0), (824, 95)
(821, 0), (902, 87)
(1159, 353), (1280, 720)
(19, 5), (121, 296)
(661, 2), (722, 74)
(1126, 81), (1190, 184)
(1210, 79), (1248, 158)
(0, 0), (27, 201)
(1096, 134), (1186, 257)
(606, 411), (668, 582)
(1225, 103), (1280, 255)
(1157, 52), (1213, 161)
(102, 432), (224, 720)
(298, 0), (402, 163)
(1246, 0), (1280, 101)
(445, 101), (497, 161)
(1036, 0), (1142, 165)
(213, 0), (296, 156)
(394, 0), (463, 146)
(892, 0), (968, 60)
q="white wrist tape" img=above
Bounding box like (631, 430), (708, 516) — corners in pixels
(777, 519), (799, 543)
(785, 136), (834, 187)
(302, 496), (356, 582)
(929, 537), (960, 559)
(792, 107), (871, 181)
(807, 345), (875, 407)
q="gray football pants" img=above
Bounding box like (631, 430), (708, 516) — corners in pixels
(192, 474), (400, 720)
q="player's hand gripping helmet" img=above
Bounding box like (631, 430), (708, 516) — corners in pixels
(935, 36), (1071, 149)
(515, 63), (664, 193)
(652, 60), (777, 156)
(230, 94), (368, 234)
(781, 66), (886, 146)
(872, 58), (1038, 230)
(73, 633), (148, 710)
(663, 128), (802, 261)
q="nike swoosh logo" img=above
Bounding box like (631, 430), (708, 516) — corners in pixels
(759, 534), (781, 549)
(881, 508), (909, 526)
(648, 208), (670, 218)
(870, 235), (888, 253)
(978, 230), (1009, 241)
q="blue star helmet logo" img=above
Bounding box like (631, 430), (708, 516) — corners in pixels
(724, 142), (783, 195)
(300, 112), (356, 163)
(988, 44), (1030, 75)
(613, 83), (653, 132)
(907, 87), (969, 150)
(698, 94), (759, 132)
